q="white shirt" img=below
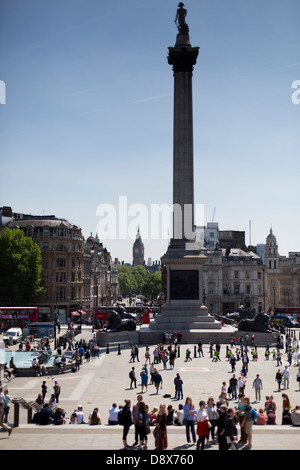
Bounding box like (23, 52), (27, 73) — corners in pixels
(197, 408), (208, 422)
(108, 407), (119, 422)
(76, 410), (84, 424)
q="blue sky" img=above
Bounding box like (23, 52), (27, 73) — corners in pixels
(1, 0), (299, 263)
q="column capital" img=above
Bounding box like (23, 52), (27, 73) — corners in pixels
(168, 45), (199, 74)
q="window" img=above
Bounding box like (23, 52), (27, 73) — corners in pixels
(234, 271), (239, 279)
(234, 284), (240, 295)
(56, 287), (65, 300)
(246, 285), (251, 295)
(56, 272), (65, 283)
(258, 272), (261, 280)
(57, 258), (66, 268)
(245, 271), (250, 279)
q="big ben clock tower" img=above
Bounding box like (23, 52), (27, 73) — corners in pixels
(132, 228), (145, 266)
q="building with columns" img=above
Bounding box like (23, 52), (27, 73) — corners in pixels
(263, 228), (300, 311)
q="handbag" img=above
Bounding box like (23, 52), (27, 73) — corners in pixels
(153, 424), (161, 439)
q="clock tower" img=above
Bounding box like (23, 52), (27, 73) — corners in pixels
(132, 228), (145, 266)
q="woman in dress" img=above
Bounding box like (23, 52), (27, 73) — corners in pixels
(154, 404), (168, 450)
(196, 401), (210, 450)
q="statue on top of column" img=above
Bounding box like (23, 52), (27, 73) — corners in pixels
(175, 2), (189, 34)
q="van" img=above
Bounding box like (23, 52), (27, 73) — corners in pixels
(3, 327), (23, 345)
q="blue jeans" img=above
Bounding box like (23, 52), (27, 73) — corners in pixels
(185, 420), (196, 443)
(176, 388), (183, 400)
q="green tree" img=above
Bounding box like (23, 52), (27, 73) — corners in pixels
(0, 227), (44, 305)
(141, 271), (162, 300)
(117, 265), (137, 295)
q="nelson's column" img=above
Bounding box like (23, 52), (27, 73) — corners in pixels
(146, 3), (221, 337)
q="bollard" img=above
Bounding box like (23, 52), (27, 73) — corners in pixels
(27, 408), (33, 423)
(118, 343), (121, 355)
(177, 345), (180, 358)
(13, 402), (20, 428)
(194, 345), (197, 358)
(106, 343), (109, 354)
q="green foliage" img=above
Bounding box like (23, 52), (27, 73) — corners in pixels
(0, 227), (44, 305)
(117, 264), (158, 296)
(141, 271), (162, 299)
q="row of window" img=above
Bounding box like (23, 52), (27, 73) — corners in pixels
(207, 271), (262, 280)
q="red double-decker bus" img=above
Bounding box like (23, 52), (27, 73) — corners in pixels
(274, 307), (300, 324)
(95, 306), (150, 326)
(125, 306), (150, 324)
(0, 307), (38, 328)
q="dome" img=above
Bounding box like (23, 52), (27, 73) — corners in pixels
(266, 228), (277, 245)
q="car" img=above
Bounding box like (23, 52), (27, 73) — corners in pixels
(3, 327), (23, 345)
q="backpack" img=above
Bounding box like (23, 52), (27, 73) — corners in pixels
(129, 370), (134, 379)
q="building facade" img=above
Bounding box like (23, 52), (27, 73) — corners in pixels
(83, 233), (119, 314)
(263, 229), (300, 311)
(201, 247), (264, 315)
(7, 214), (84, 323)
(2, 207), (119, 322)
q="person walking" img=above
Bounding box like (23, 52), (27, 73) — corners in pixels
(153, 370), (163, 394)
(183, 397), (196, 445)
(41, 381), (47, 401)
(252, 374), (263, 402)
(283, 366), (289, 390)
(129, 367), (137, 389)
(140, 369), (148, 393)
(275, 369), (283, 391)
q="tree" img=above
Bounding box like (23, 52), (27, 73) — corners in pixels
(141, 271), (162, 300)
(117, 264), (153, 296)
(0, 227), (44, 305)
(118, 266), (137, 295)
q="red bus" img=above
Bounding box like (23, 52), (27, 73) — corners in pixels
(274, 307), (300, 324)
(0, 307), (38, 328)
(125, 306), (150, 324)
(95, 306), (150, 326)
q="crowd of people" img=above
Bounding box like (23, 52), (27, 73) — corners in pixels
(2, 327), (300, 449)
